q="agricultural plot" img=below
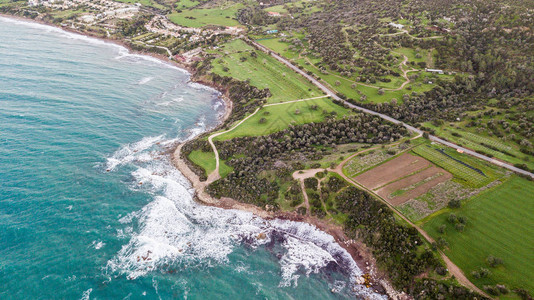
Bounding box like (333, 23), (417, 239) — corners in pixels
(211, 40), (323, 103)
(423, 176), (534, 297)
(425, 122), (534, 171)
(397, 180), (472, 222)
(342, 143), (408, 177)
(354, 153), (431, 190)
(376, 166), (452, 206)
(412, 144), (501, 188)
(352, 153), (452, 207)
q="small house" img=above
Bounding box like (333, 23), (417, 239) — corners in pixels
(388, 22), (404, 29)
(425, 68), (444, 74)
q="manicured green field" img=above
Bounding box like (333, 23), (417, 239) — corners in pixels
(212, 39), (323, 103)
(188, 150), (215, 176)
(167, 3), (243, 27)
(412, 144), (502, 188)
(188, 150), (233, 177)
(214, 97), (349, 140)
(423, 176), (534, 296)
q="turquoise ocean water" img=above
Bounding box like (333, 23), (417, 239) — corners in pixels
(0, 17), (384, 299)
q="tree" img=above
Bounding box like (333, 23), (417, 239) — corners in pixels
(259, 117), (267, 124)
(447, 213), (457, 224)
(486, 255), (503, 267)
(448, 199), (461, 208)
(378, 88), (385, 95)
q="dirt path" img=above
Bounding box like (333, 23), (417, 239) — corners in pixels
(207, 95), (329, 181)
(381, 29), (445, 40)
(298, 180), (311, 215)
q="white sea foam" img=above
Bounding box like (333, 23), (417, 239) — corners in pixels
(105, 135), (165, 171)
(92, 241), (106, 250)
(80, 288), (92, 300)
(187, 81), (219, 93)
(106, 134), (384, 298)
(137, 77), (154, 85)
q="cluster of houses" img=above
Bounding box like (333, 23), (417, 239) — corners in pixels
(28, 0), (140, 23)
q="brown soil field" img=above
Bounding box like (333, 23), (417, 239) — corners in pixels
(376, 166), (453, 206)
(353, 153), (430, 190)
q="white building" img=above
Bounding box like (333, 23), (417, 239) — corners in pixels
(389, 22), (404, 29)
(425, 68), (444, 74)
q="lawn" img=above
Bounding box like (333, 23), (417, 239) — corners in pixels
(211, 39), (323, 103)
(422, 176), (534, 297)
(412, 143), (502, 188)
(188, 150), (233, 177)
(188, 150), (215, 176)
(214, 97), (349, 140)
(167, 3), (243, 27)
(174, 0), (199, 9)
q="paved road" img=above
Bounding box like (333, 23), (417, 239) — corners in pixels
(250, 40), (534, 179)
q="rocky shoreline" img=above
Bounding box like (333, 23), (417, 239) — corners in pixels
(1, 13), (400, 298)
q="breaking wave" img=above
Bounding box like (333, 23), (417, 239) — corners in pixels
(104, 135), (385, 299)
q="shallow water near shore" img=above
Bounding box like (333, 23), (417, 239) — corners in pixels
(0, 17), (384, 299)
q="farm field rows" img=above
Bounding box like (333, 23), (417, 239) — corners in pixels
(422, 176), (534, 297)
(351, 152), (452, 207)
(424, 122), (534, 171)
(412, 144), (502, 188)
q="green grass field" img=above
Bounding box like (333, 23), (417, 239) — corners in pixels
(115, 0), (166, 9)
(423, 176), (534, 296)
(212, 39), (323, 103)
(188, 150), (233, 177)
(167, 3), (243, 27)
(214, 97), (349, 140)
(412, 143), (502, 188)
(188, 150), (215, 176)
(424, 122), (534, 171)
(174, 0), (199, 9)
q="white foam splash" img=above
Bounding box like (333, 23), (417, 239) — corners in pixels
(278, 236), (335, 287)
(105, 135), (385, 298)
(92, 241), (106, 250)
(80, 288), (92, 300)
(105, 135), (165, 171)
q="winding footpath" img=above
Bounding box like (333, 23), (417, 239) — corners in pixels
(250, 39), (534, 179)
(207, 95), (329, 181)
